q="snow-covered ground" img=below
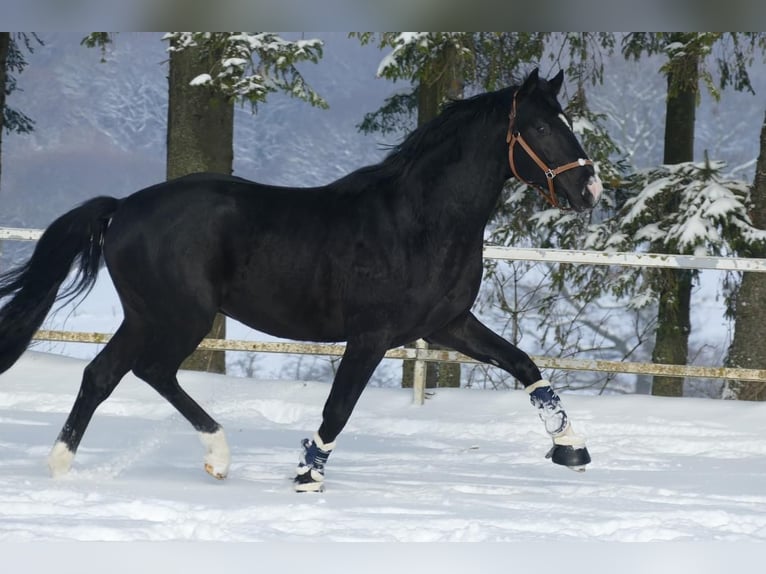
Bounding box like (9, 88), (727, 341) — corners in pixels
(2, 351), (765, 570)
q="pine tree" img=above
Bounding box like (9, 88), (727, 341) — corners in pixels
(725, 110), (766, 400)
(0, 33), (41, 192)
(619, 32), (766, 397)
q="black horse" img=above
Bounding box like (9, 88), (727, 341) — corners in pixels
(0, 68), (601, 492)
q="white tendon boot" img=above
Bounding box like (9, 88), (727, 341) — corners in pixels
(526, 379), (591, 471)
(294, 432), (336, 493)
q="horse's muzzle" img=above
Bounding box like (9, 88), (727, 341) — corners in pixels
(586, 175), (603, 205)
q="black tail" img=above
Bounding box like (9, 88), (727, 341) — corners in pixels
(0, 196), (121, 374)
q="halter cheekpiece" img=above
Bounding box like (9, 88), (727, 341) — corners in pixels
(506, 94), (593, 209)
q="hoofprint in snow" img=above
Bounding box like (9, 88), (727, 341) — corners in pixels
(2, 351), (766, 544)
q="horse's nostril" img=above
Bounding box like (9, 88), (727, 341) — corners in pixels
(586, 175), (603, 204)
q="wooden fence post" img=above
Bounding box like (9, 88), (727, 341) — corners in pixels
(412, 339), (428, 405)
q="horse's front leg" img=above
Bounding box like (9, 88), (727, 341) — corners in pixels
(295, 337), (387, 492)
(426, 311), (591, 471)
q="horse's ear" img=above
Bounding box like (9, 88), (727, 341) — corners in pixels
(517, 68), (540, 99)
(549, 70), (564, 95)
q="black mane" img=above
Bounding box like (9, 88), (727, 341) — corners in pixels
(386, 87), (515, 163)
(333, 86), (516, 190)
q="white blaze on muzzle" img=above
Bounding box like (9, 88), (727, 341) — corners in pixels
(560, 114), (603, 205)
(586, 174), (603, 203)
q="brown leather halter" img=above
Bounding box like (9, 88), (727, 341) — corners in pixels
(506, 95), (593, 209)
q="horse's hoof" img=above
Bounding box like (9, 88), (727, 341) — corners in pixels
(546, 444), (591, 470)
(204, 463), (228, 480)
(200, 429), (230, 480)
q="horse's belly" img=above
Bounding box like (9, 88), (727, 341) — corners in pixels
(221, 291), (346, 343)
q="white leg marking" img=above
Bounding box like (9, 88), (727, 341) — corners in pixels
(200, 428), (231, 480)
(48, 442), (75, 478)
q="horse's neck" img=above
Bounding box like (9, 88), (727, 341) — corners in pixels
(415, 133), (510, 229)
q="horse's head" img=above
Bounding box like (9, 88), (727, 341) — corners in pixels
(507, 68), (603, 212)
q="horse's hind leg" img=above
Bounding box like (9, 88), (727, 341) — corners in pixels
(131, 326), (230, 480)
(49, 322), (139, 477)
(426, 311), (591, 471)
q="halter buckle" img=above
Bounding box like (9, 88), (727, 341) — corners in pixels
(544, 168), (556, 180)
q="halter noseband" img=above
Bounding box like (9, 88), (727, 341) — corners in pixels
(506, 95), (593, 209)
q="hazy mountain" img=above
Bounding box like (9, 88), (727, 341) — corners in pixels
(4, 32), (765, 231)
(0, 32), (404, 230)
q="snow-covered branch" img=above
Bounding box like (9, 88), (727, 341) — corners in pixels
(618, 159), (766, 256)
(163, 32), (327, 109)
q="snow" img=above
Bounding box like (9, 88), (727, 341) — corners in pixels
(622, 175), (671, 226)
(189, 74), (212, 87)
(572, 116), (596, 134)
(634, 222), (664, 243)
(674, 213), (713, 248)
(376, 32), (429, 77)
(2, 351), (766, 567)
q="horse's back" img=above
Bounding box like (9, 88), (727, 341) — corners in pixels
(101, 171), (481, 344)
(102, 173), (351, 339)
(106, 173), (255, 259)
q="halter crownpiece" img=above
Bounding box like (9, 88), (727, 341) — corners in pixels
(506, 94), (601, 209)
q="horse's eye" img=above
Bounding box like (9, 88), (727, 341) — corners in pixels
(536, 125), (548, 135)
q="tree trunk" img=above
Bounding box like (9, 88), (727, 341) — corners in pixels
(0, 33), (10, 191)
(403, 44), (464, 389)
(725, 109), (766, 400)
(167, 41), (234, 374)
(651, 34), (698, 398)
(650, 268), (692, 396)
(166, 45), (234, 180)
(0, 33), (9, 267)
